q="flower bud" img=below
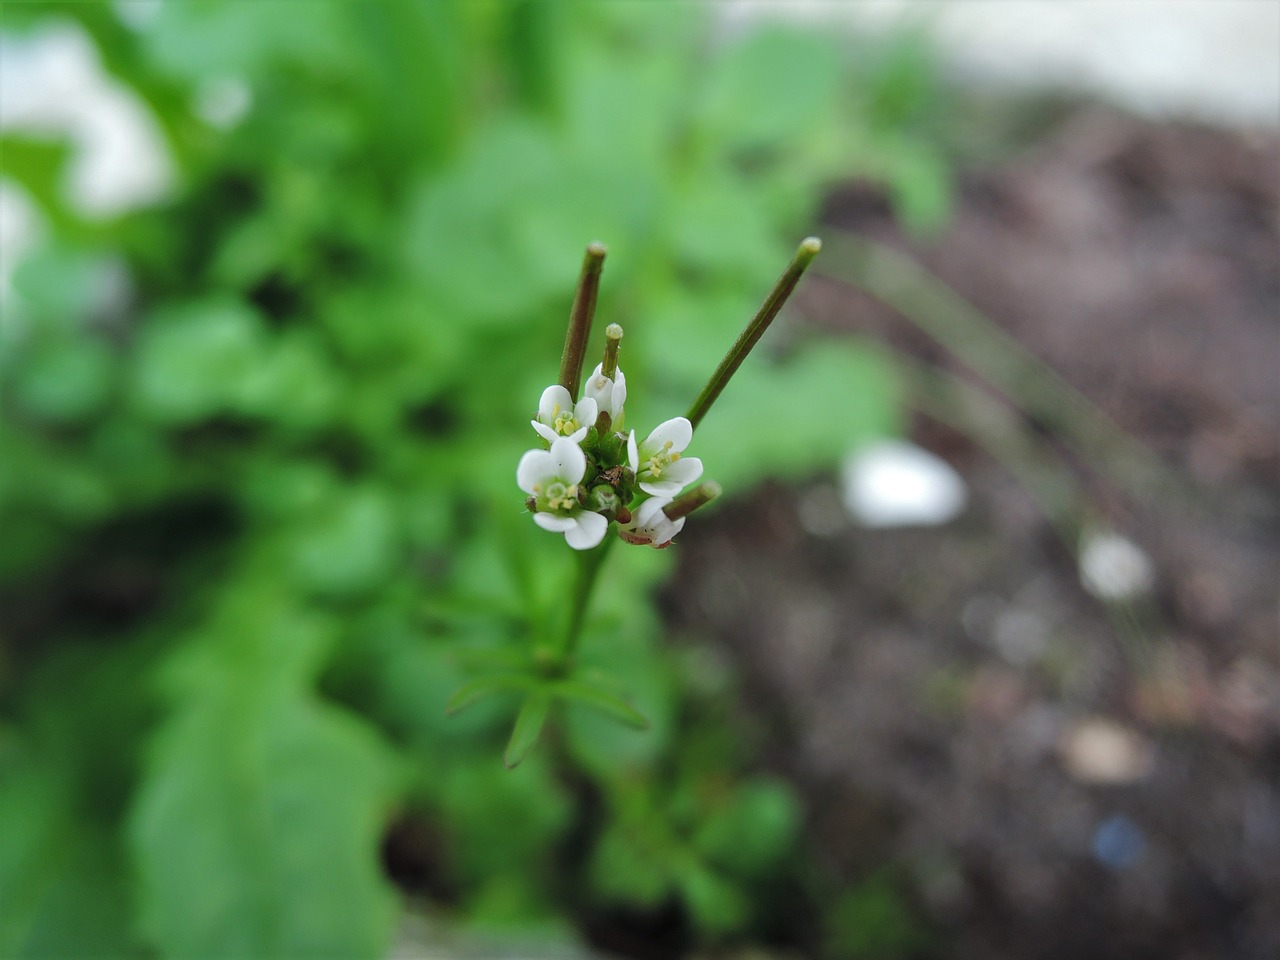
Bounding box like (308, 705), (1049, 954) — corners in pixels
(586, 484), (621, 521)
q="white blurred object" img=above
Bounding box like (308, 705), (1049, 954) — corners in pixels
(0, 21), (173, 218)
(111, 0), (163, 31)
(193, 77), (252, 129)
(841, 440), (967, 528)
(1060, 717), (1156, 784)
(724, 0), (1280, 129)
(1078, 530), (1156, 601)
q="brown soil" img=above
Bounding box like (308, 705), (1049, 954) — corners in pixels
(665, 107), (1280, 960)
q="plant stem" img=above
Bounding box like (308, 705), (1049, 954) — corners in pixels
(601, 323), (624, 380)
(685, 237), (821, 430)
(558, 536), (615, 663)
(664, 481), (722, 521)
(559, 242), (607, 401)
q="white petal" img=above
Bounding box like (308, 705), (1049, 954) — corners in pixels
(516, 448), (554, 493)
(611, 369), (627, 416)
(533, 512), (576, 532)
(549, 436), (586, 484)
(538, 385), (572, 423)
(663, 456), (703, 487)
(531, 420), (559, 443)
(574, 396), (599, 427)
(627, 430), (638, 472)
(643, 417), (692, 454)
(583, 365), (611, 407)
(564, 511), (608, 550)
(635, 497), (673, 526)
(567, 426), (589, 444)
(651, 516), (685, 546)
(639, 479), (682, 497)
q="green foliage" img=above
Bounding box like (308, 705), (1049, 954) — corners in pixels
(827, 872), (931, 959)
(0, 2), (948, 955)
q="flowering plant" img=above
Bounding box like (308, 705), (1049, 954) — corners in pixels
(452, 238), (821, 765)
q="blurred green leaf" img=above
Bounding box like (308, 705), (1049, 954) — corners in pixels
(693, 339), (903, 488)
(446, 674), (538, 717)
(436, 755), (571, 888)
(0, 643), (153, 959)
(692, 779), (801, 877)
(130, 299), (267, 424)
(503, 692), (551, 769)
(699, 26), (845, 150)
(551, 678), (650, 731)
(680, 865), (750, 936)
(0, 769), (138, 959)
(129, 593), (400, 960)
(286, 485), (399, 597)
(12, 338), (115, 424)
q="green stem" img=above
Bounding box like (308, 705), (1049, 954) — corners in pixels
(664, 480), (722, 521)
(558, 536), (615, 662)
(559, 242), (608, 401)
(595, 323), (625, 433)
(600, 322), (624, 380)
(685, 237), (821, 430)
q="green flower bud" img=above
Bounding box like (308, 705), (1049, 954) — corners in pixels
(586, 484), (621, 520)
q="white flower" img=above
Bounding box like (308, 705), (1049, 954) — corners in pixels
(619, 496), (684, 548)
(516, 436), (609, 550)
(583, 363), (627, 424)
(627, 417), (702, 497)
(532, 385), (598, 445)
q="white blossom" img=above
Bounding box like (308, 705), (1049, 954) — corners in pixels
(516, 437), (608, 550)
(619, 496), (685, 548)
(531, 385), (597, 445)
(583, 363), (627, 424)
(628, 417), (702, 497)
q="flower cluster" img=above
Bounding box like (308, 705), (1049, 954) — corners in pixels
(518, 350), (704, 550)
(516, 238), (819, 554)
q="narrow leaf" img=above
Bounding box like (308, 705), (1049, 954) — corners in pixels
(503, 692), (552, 769)
(444, 673), (535, 716)
(551, 679), (650, 731)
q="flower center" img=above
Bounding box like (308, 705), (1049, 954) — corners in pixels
(550, 403), (579, 436)
(542, 480), (579, 513)
(643, 441), (679, 478)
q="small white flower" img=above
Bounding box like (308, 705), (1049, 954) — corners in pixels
(516, 436), (609, 550)
(583, 363), (627, 424)
(532, 385), (598, 445)
(619, 496), (684, 548)
(628, 417), (702, 497)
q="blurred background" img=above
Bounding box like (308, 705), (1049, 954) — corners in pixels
(1, 2), (1277, 958)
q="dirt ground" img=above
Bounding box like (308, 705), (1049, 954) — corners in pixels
(664, 107), (1280, 960)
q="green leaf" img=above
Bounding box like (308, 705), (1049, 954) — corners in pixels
(129, 595), (400, 960)
(0, 642), (160, 959)
(503, 692), (551, 770)
(0, 770), (138, 960)
(551, 679), (650, 731)
(445, 674), (537, 716)
(130, 299), (267, 424)
(699, 26), (844, 150)
(691, 779), (801, 876)
(679, 865), (750, 936)
(12, 338), (116, 424)
(286, 485), (399, 597)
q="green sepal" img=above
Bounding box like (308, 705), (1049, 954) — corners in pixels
(504, 692), (553, 769)
(444, 674), (537, 716)
(550, 679), (650, 730)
